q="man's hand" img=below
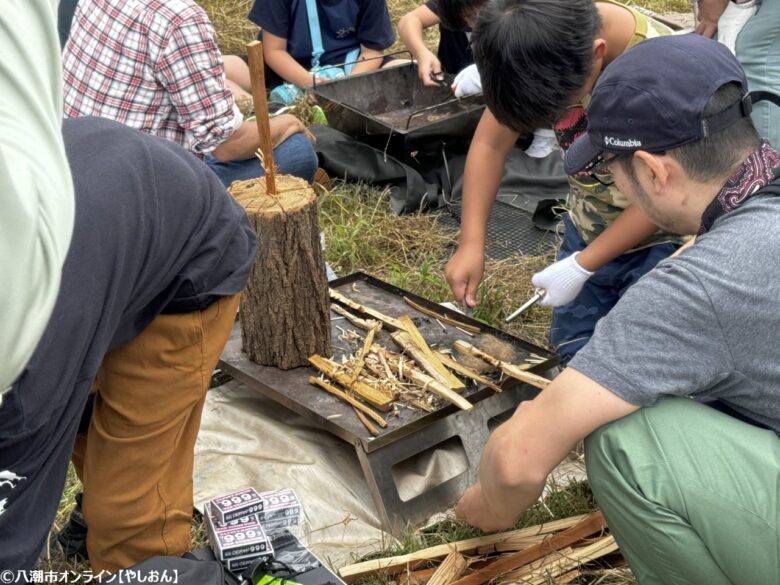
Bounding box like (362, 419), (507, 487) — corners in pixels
(695, 0), (729, 37)
(455, 482), (514, 532)
(444, 243), (485, 308)
(416, 49), (444, 87)
(269, 114), (315, 147)
(454, 369), (638, 534)
(452, 64), (482, 98)
(532, 252), (594, 307)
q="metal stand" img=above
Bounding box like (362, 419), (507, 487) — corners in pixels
(353, 384), (538, 535)
(219, 273), (555, 535)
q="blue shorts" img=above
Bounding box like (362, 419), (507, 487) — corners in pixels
(550, 214), (679, 365)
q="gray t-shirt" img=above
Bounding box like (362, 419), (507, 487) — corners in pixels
(570, 195), (780, 434)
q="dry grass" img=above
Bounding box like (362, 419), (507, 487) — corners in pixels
(319, 182), (555, 346)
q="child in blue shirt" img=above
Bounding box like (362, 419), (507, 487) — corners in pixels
(249, 0), (395, 100)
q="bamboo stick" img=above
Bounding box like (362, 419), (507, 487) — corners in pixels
(499, 536), (618, 584)
(403, 296), (481, 333)
(329, 289), (406, 331)
(354, 407), (380, 436)
(338, 515), (588, 582)
(434, 351), (503, 393)
(496, 547), (574, 584)
(347, 324), (380, 385)
(308, 376), (387, 427)
(397, 316), (465, 391)
(453, 341), (551, 390)
(308, 356), (394, 411)
(427, 551), (468, 585)
(399, 567), (436, 585)
(392, 331), (465, 392)
(245, 41), (276, 194)
(384, 354), (473, 411)
(331, 303), (382, 332)
(450, 512), (607, 585)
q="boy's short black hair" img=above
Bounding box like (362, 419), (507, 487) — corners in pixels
(438, 0), (487, 31)
(472, 0), (602, 133)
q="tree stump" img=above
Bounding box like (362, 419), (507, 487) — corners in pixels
(230, 175), (332, 369)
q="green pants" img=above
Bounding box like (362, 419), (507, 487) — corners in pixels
(585, 397), (780, 585)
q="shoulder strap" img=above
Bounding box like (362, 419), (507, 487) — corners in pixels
(305, 0), (325, 68)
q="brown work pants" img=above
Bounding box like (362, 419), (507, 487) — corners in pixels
(71, 294), (239, 573)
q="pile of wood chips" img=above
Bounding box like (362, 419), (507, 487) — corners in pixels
(308, 289), (552, 435)
(339, 512), (622, 584)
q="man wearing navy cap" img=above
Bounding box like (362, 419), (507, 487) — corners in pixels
(456, 34), (780, 584)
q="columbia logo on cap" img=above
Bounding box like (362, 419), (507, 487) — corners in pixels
(604, 136), (642, 148)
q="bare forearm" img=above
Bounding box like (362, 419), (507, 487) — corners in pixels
(211, 121), (259, 161)
(576, 205), (661, 272)
(265, 48), (313, 88)
(459, 113), (518, 248)
(398, 14), (429, 60)
(349, 47), (384, 76)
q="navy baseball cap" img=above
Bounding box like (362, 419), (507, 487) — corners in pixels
(565, 34), (750, 175)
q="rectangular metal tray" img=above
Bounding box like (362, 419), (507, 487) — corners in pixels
(219, 272), (557, 452)
(312, 63), (485, 140)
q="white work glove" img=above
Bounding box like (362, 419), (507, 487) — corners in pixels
(531, 252), (594, 307)
(452, 64), (482, 98)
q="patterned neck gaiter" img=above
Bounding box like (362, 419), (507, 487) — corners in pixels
(699, 140), (780, 234)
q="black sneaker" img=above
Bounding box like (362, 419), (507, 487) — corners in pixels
(57, 492), (89, 561)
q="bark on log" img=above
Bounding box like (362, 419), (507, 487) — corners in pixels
(231, 175), (331, 369)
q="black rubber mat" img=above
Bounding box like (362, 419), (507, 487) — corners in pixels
(437, 200), (558, 260)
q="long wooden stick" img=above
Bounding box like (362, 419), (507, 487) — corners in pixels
(329, 289), (406, 331)
(499, 536), (617, 584)
(338, 515), (588, 582)
(433, 351), (503, 393)
(453, 341), (550, 390)
(398, 316), (464, 391)
(403, 296), (481, 333)
(450, 512), (606, 585)
(353, 407), (380, 436)
(246, 40), (276, 194)
(427, 551), (468, 585)
(308, 376), (387, 427)
(308, 356), (394, 411)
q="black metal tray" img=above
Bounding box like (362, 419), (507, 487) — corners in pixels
(219, 272), (557, 452)
(312, 63), (485, 141)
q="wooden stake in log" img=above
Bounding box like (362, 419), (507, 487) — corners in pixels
(427, 551), (468, 585)
(398, 316), (464, 391)
(453, 340), (551, 390)
(308, 376), (387, 427)
(232, 175), (332, 369)
(246, 40), (276, 194)
(308, 355), (394, 411)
